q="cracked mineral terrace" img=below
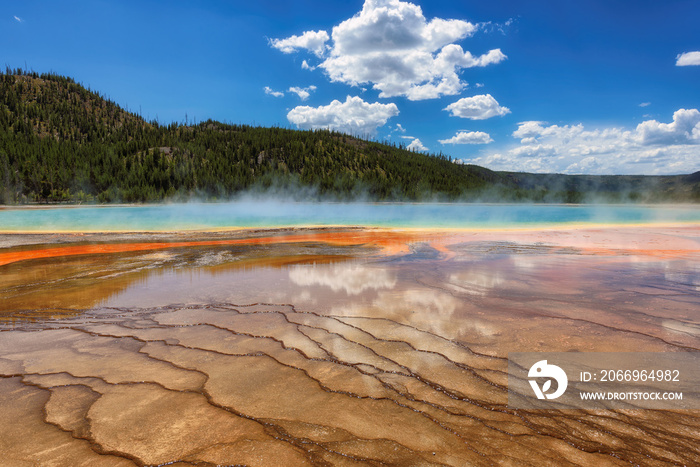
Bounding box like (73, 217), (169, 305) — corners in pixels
(1, 226), (699, 465)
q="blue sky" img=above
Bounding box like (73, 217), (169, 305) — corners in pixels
(2, 0), (699, 175)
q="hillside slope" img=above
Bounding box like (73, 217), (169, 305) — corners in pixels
(0, 69), (516, 204)
(0, 69), (698, 204)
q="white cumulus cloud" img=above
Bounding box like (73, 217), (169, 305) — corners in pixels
(288, 85), (317, 101)
(470, 109), (700, 175)
(444, 94), (510, 120)
(271, 0), (506, 100)
(265, 85), (318, 100)
(263, 86), (284, 98)
(287, 95), (399, 136)
(676, 51), (700, 66)
(439, 131), (493, 144)
(636, 108), (700, 145)
(406, 138), (428, 152)
(270, 30), (330, 57)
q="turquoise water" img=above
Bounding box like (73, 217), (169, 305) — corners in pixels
(0, 203), (699, 231)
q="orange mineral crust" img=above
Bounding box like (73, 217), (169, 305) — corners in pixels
(2, 225), (699, 267)
(0, 229), (425, 267)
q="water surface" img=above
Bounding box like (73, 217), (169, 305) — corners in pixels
(1, 202), (699, 231)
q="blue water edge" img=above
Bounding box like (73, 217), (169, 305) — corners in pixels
(0, 203), (698, 232)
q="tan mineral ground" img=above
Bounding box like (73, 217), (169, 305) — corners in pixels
(1, 226), (699, 466)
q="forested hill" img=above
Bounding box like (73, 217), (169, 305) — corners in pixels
(0, 69), (698, 204)
(0, 69), (516, 203)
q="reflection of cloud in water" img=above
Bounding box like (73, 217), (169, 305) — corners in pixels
(662, 320), (700, 336)
(378, 289), (460, 316)
(663, 261), (700, 291)
(448, 271), (504, 296)
(509, 256), (544, 272)
(289, 263), (396, 295)
(292, 289), (315, 304)
(335, 288), (496, 338)
(378, 289), (497, 337)
(446, 257), (548, 296)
